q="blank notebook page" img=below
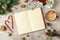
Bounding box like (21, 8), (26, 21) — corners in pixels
(28, 8), (45, 31)
(14, 11), (32, 34)
(14, 8), (45, 34)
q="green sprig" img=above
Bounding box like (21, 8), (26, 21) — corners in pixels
(0, 0), (19, 15)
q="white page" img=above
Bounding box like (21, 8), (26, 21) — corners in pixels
(14, 11), (32, 34)
(28, 8), (45, 31)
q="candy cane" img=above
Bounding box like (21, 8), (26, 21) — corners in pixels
(8, 15), (13, 29)
(5, 20), (13, 33)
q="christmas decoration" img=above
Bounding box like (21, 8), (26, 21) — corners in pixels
(0, 0), (19, 15)
(0, 25), (6, 31)
(4, 15), (13, 33)
(32, 0), (46, 5)
(23, 0), (28, 3)
(45, 29), (60, 37)
(20, 4), (26, 8)
(32, 0), (54, 8)
(7, 32), (12, 36)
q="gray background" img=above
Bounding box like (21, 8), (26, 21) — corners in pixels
(0, 0), (60, 40)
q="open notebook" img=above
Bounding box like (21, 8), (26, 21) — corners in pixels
(14, 8), (45, 34)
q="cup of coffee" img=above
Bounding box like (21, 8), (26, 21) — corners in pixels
(45, 10), (56, 21)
